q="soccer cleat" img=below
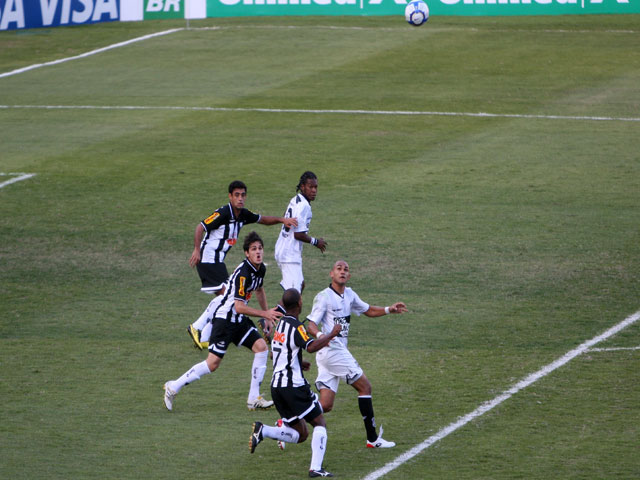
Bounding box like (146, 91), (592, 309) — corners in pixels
(249, 421), (264, 453)
(309, 468), (334, 477)
(276, 418), (286, 450)
(366, 425), (396, 449)
(247, 396), (274, 410)
(163, 382), (177, 411)
(187, 324), (205, 350)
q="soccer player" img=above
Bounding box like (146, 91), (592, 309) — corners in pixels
(274, 171), (327, 293)
(249, 288), (341, 478)
(187, 180), (297, 349)
(164, 232), (283, 411)
(306, 260), (408, 448)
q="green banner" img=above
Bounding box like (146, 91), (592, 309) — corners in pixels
(144, 0), (185, 19)
(205, 0), (639, 17)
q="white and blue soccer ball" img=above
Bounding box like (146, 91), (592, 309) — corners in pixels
(405, 0), (430, 27)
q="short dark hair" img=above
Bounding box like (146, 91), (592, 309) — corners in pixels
(229, 180), (247, 194)
(296, 171), (317, 192)
(281, 288), (301, 311)
(243, 231), (263, 252)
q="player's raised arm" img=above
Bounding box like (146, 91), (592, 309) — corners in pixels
(363, 302), (408, 318)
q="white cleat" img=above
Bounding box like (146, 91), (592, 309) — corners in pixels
(366, 425), (396, 449)
(247, 395), (274, 410)
(163, 382), (177, 411)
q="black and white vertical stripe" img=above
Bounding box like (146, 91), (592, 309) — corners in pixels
(213, 259), (265, 323)
(271, 315), (312, 388)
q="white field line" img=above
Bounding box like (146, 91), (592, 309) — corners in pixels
(0, 172), (36, 189)
(0, 29), (183, 79)
(1, 104), (638, 123)
(362, 310), (640, 480)
(589, 346), (640, 352)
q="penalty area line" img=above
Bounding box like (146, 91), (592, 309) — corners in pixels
(362, 309), (640, 480)
(0, 104), (639, 123)
(0, 172), (36, 189)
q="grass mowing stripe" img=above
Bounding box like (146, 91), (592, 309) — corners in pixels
(0, 29), (183, 79)
(1, 104), (639, 123)
(363, 310), (640, 480)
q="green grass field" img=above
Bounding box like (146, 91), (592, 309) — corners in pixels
(1, 14), (639, 480)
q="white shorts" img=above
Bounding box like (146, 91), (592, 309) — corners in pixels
(315, 348), (363, 393)
(277, 262), (304, 292)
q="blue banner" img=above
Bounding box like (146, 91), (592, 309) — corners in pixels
(1, 0), (120, 31)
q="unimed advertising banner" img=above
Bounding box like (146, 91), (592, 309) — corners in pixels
(1, 0), (638, 31)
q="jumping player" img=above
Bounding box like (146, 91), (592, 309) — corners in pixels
(274, 171), (327, 293)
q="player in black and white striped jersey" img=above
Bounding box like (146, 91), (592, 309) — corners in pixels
(249, 288), (341, 478)
(186, 180), (297, 350)
(164, 232), (283, 412)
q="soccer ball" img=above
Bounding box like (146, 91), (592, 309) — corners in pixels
(405, 0), (429, 27)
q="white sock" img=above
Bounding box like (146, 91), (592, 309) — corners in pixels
(262, 424), (300, 444)
(173, 360), (211, 392)
(248, 350), (268, 401)
(200, 321), (212, 344)
(193, 297), (220, 330)
(310, 426), (327, 471)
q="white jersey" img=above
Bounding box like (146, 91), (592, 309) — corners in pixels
(274, 193), (312, 264)
(306, 286), (369, 352)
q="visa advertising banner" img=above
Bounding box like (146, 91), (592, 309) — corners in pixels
(0, 0), (119, 30)
(1, 0), (638, 30)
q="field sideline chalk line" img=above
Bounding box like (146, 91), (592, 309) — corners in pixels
(0, 28), (183, 79)
(362, 309), (640, 480)
(1, 104), (638, 123)
(0, 172), (36, 189)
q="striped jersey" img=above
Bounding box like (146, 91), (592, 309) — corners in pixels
(274, 193), (312, 263)
(306, 286), (369, 352)
(200, 203), (261, 264)
(213, 258), (266, 323)
(271, 315), (314, 388)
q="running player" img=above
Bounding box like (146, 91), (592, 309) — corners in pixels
(306, 260), (408, 448)
(164, 232), (283, 411)
(249, 288), (341, 478)
(274, 171), (327, 293)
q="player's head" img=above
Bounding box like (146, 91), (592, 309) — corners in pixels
(330, 260), (351, 286)
(228, 180), (247, 210)
(243, 231), (264, 266)
(296, 171), (318, 202)
(281, 288), (302, 315)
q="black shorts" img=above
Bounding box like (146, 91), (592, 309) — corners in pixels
(207, 317), (262, 358)
(270, 384), (323, 425)
(196, 262), (228, 293)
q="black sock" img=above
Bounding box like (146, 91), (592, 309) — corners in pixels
(358, 396), (377, 442)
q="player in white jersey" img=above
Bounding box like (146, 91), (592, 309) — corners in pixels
(306, 260), (408, 448)
(249, 288), (341, 478)
(275, 171), (327, 292)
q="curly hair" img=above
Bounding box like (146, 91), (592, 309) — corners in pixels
(296, 171), (317, 192)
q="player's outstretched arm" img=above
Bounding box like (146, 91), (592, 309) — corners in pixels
(258, 215), (298, 228)
(364, 302), (408, 318)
